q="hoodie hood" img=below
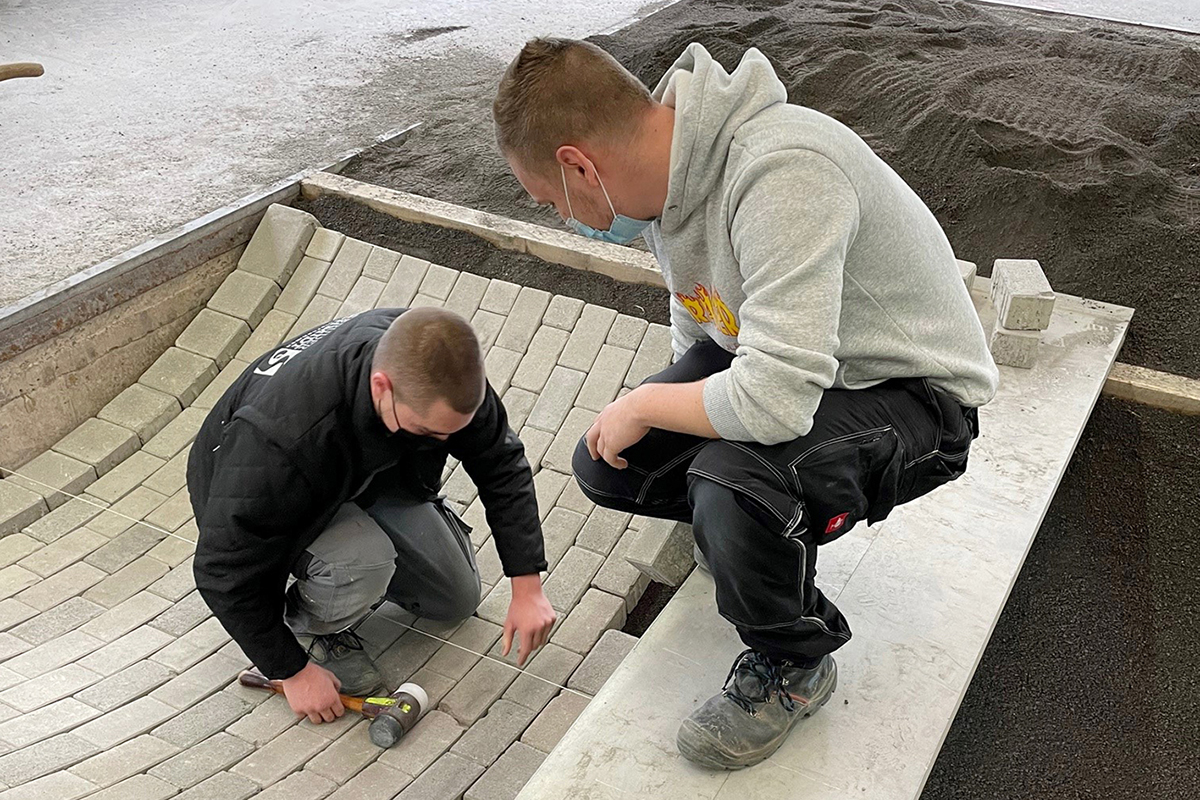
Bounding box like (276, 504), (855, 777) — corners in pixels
(653, 43), (788, 230)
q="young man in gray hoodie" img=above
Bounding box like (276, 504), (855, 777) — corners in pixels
(493, 39), (999, 769)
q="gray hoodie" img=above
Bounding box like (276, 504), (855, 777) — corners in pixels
(644, 44), (999, 445)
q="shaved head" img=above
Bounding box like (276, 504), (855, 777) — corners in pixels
(373, 307), (485, 415)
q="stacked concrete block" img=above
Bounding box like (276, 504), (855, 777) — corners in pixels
(625, 518), (695, 586)
(207, 271), (281, 328)
(139, 347), (218, 407)
(235, 309), (297, 362)
(0, 479), (50, 535)
(318, 238), (373, 301)
(6, 451), (96, 510)
(236, 204), (318, 287)
(175, 309), (251, 368)
(444, 272), (490, 320)
(957, 259), (977, 292)
(362, 246), (402, 282)
(275, 257), (333, 317)
(989, 258), (1056, 369)
(305, 229), (345, 261)
(52, 419), (140, 478)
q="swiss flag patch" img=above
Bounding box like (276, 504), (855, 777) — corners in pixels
(825, 512), (850, 535)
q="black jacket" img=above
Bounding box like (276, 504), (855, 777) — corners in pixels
(188, 308), (545, 680)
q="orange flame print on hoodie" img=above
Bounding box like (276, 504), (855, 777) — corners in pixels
(676, 284), (740, 338)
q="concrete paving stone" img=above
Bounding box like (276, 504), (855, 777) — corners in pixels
(0, 481), (47, 538)
(989, 318), (1040, 368)
(149, 732), (254, 789)
(77, 624), (172, 677)
(0, 534), (40, 569)
(338, 275), (386, 317)
(175, 771), (259, 800)
(139, 347), (219, 407)
(231, 725), (328, 787)
(542, 547), (605, 615)
(374, 627), (442, 690)
(0, 598), (37, 631)
(356, 602), (416, 659)
(551, 589), (626, 656)
(624, 322), (672, 388)
(396, 751), (484, 800)
(0, 697), (101, 747)
(451, 699), (536, 768)
(254, 770), (338, 800)
(516, 427), (553, 472)
(151, 617), (229, 673)
(235, 308), (299, 362)
(84, 556), (170, 609)
(148, 556), (196, 600)
(208, 270), (282, 327)
(151, 651), (244, 710)
(0, 566), (39, 602)
(424, 617), (503, 682)
(87, 486), (167, 539)
(143, 447), (190, 497)
(9, 596), (103, 645)
(626, 518), (695, 586)
(83, 774), (179, 800)
(142, 407), (207, 461)
(289, 294), (344, 339)
(559, 305), (618, 372)
(76, 694), (177, 749)
(143, 486), (193, 532)
(555, 479), (595, 517)
(991, 258), (1055, 330)
(575, 508), (633, 557)
(377, 255), (429, 309)
(0, 632), (31, 661)
(474, 537), (502, 587)
(83, 452), (166, 507)
(0, 731), (99, 785)
(471, 309), (506, 354)
(484, 346), (522, 396)
(419, 263), (459, 300)
(173, 519), (199, 543)
(0, 663), (98, 711)
(567, 629), (637, 696)
(86, 525), (166, 573)
(542, 408), (595, 474)
(97, 385), (182, 446)
(316, 238), (372, 301)
(70, 735), (181, 789)
(500, 387), (536, 433)
(51, 418), (140, 478)
(0, 770), (96, 800)
(540, 507), (586, 572)
(520, 690), (589, 753)
(274, 256), (333, 317)
(475, 579), (515, 628)
(442, 464), (478, 508)
(327, 761), (412, 800)
(445, 272), (490, 320)
(0, 665), (19, 691)
(533, 472), (572, 526)
(409, 293), (443, 309)
(81, 590), (172, 642)
(362, 245), (402, 282)
(176, 309), (251, 368)
(226, 694), (298, 745)
(511, 326), (570, 393)
(466, 741), (545, 800)
(17, 561), (106, 611)
(305, 228), (344, 262)
(305, 719), (379, 784)
(525, 366), (585, 432)
(5, 451), (96, 511)
(500, 644), (582, 715)
(24, 495), (108, 544)
(542, 295), (584, 331)
(576, 345), (636, 412)
(191, 358), (251, 411)
(479, 280), (520, 315)
(607, 314), (649, 350)
(438, 656), (521, 728)
(75, 660), (174, 712)
(957, 258), (977, 291)
(150, 590), (212, 637)
(237, 204), (318, 287)
(19, 528), (106, 577)
(408, 666), (456, 709)
(496, 288), (551, 352)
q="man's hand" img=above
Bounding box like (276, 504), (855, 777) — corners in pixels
(585, 390), (650, 469)
(502, 574), (556, 667)
(280, 662), (345, 724)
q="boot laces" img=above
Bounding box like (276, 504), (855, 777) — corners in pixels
(722, 649), (798, 716)
(310, 629), (367, 659)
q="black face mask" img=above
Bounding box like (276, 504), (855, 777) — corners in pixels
(376, 394), (445, 448)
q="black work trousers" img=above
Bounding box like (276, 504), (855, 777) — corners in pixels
(572, 341), (979, 665)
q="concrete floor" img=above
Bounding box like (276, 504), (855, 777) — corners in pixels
(0, 0), (672, 307)
(978, 0), (1200, 33)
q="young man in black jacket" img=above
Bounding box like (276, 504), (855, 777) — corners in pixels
(188, 307), (555, 724)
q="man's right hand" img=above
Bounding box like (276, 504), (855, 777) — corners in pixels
(280, 662), (345, 724)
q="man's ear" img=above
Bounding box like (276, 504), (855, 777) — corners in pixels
(556, 145), (598, 185)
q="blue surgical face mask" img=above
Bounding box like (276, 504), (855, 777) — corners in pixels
(561, 165), (652, 246)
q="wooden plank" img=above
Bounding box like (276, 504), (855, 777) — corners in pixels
(1103, 362), (1200, 415)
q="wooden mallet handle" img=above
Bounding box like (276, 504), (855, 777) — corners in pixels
(237, 669), (370, 715)
(0, 63), (44, 82)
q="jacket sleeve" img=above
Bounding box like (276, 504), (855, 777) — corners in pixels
(703, 149), (860, 445)
(448, 384), (546, 577)
(192, 419), (320, 680)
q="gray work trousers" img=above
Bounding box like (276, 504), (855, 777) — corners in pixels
(283, 494), (481, 637)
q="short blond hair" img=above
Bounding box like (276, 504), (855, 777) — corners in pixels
(493, 38), (653, 174)
(373, 308), (485, 415)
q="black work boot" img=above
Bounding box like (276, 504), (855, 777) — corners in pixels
(677, 648), (837, 769)
(295, 629), (384, 696)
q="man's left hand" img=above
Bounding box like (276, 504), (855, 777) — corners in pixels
(585, 390), (650, 469)
(502, 574), (556, 666)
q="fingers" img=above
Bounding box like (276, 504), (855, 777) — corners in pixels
(518, 627), (535, 667)
(333, 700), (345, 718)
(586, 424), (601, 461)
(320, 706), (336, 723)
(306, 711), (322, 724)
(330, 674), (341, 692)
(501, 621), (514, 658)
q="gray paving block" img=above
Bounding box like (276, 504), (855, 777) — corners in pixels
(417, 263), (458, 300)
(408, 666), (456, 711)
(500, 387), (536, 434)
(317, 238), (372, 301)
(208, 270), (282, 327)
(510, 326), (569, 393)
(496, 288), (550, 352)
(397, 751), (485, 800)
(0, 662), (98, 711)
(150, 589), (212, 637)
(225, 694), (298, 745)
(559, 305), (617, 372)
(70, 735), (180, 790)
(374, 628), (442, 689)
(253, 770), (338, 800)
(471, 309), (505, 354)
(143, 446), (191, 497)
(84, 773), (179, 800)
(525, 366), (584, 432)
(6, 450), (97, 510)
(624, 323), (672, 388)
(625, 518), (695, 586)
(143, 485), (194, 531)
(76, 660), (174, 711)
(376, 708), (463, 777)
(87, 486), (167, 538)
(234, 308), (297, 362)
(516, 427), (553, 472)
(274, 255), (333, 316)
(520, 690), (589, 753)
(142, 406), (207, 461)
(339, 275), (386, 316)
(86, 525), (166, 572)
(377, 255), (430, 309)
(445, 271), (490, 320)
(84, 451), (165, 505)
(540, 507), (586, 572)
(231, 725), (329, 786)
(501, 644), (582, 715)
(409, 293), (443, 308)
(479, 280), (520, 315)
(151, 616), (229, 673)
(78, 625), (173, 677)
(424, 617), (504, 681)
(0, 696), (101, 746)
(97, 384), (182, 446)
(542, 547), (604, 614)
(0, 597), (37, 630)
(473, 538), (502, 592)
(17, 560), (106, 610)
(0, 564), (39, 602)
(989, 319), (1040, 368)
(76, 694), (177, 748)
(363, 245), (402, 282)
(147, 556), (197, 600)
(150, 651), (244, 710)
(20, 527), (106, 576)
(551, 589), (626, 656)
(0, 769), (96, 799)
(288, 294), (343, 339)
(607, 314), (649, 350)
(567, 628), (637, 695)
(957, 259), (977, 291)
(575, 507), (633, 557)
(438, 656), (521, 727)
(84, 556), (170, 608)
(306, 228), (344, 261)
(465, 741), (545, 800)
(451, 699), (536, 768)
(9, 596), (103, 645)
(150, 732), (254, 789)
(441, 464), (478, 508)
(139, 346), (219, 407)
(0, 479), (48, 536)
(328, 761), (412, 799)
(304, 719), (378, 785)
(176, 308), (251, 368)
(991, 258), (1055, 330)
(542, 295), (584, 330)
(237, 203), (318, 286)
(176, 771), (259, 800)
(0, 731), (99, 785)
(555, 479), (595, 517)
(0, 533), (40, 569)
(542, 408), (594, 474)
(24, 495), (108, 544)
(575, 344), (636, 412)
